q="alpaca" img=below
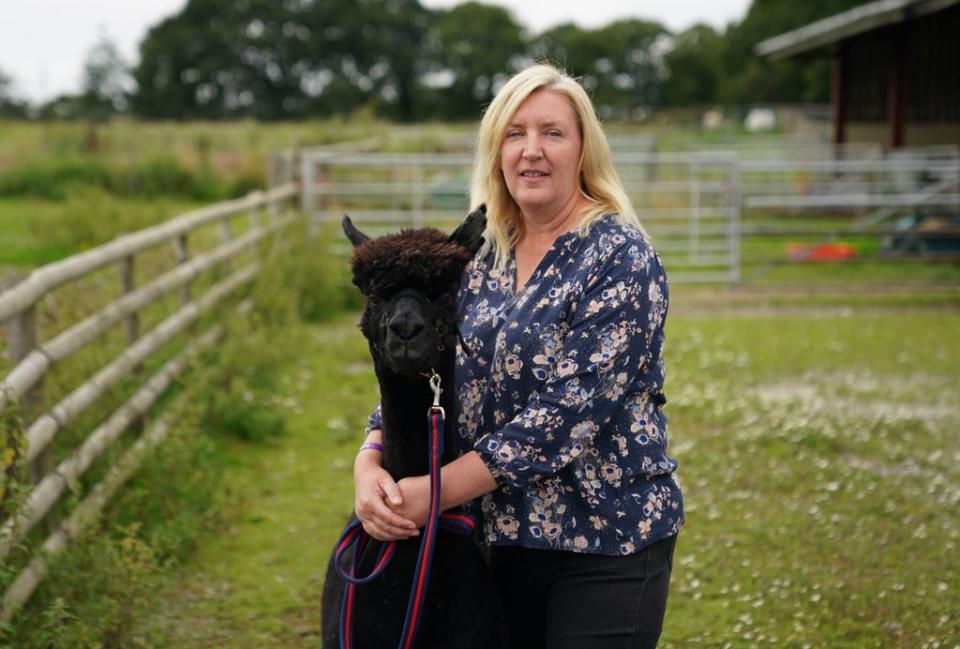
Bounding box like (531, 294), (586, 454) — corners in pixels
(321, 206), (505, 648)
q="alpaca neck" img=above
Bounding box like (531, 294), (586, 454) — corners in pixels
(377, 361), (457, 480)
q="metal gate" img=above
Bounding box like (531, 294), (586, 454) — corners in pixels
(300, 151), (742, 284)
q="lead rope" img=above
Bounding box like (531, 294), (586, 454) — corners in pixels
(336, 372), (474, 649)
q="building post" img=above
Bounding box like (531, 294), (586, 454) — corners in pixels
(887, 29), (907, 149)
(831, 42), (847, 154)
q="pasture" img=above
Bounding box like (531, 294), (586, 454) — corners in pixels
(113, 300), (959, 648)
(0, 119), (958, 647)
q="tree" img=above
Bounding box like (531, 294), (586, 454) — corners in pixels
(661, 24), (723, 106)
(0, 68), (29, 118)
(79, 33), (133, 120)
(132, 0), (308, 120)
(131, 0), (434, 120)
(592, 19), (670, 116)
(529, 20), (669, 118)
(423, 2), (526, 119)
(719, 0), (868, 103)
(345, 0), (434, 121)
(529, 23), (610, 87)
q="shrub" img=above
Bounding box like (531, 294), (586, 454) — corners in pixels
(0, 155), (234, 202)
(256, 219), (364, 324)
(123, 155), (220, 200)
(1, 412), (223, 648)
(0, 157), (112, 200)
(26, 185), (172, 252)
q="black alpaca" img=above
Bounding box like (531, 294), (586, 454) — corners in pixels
(321, 206), (505, 648)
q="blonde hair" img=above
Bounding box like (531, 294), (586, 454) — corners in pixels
(470, 63), (645, 269)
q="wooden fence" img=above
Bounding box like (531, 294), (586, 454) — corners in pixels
(0, 182), (299, 622)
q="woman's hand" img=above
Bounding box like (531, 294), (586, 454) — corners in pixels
(354, 434), (419, 541)
(394, 476), (431, 528)
(389, 453), (498, 530)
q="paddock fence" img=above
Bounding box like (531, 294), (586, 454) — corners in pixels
(299, 150), (742, 284)
(0, 182), (299, 622)
(738, 149), (960, 253)
(298, 142), (960, 283)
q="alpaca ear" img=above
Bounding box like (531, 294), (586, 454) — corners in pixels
(448, 204), (486, 255)
(342, 214), (370, 248)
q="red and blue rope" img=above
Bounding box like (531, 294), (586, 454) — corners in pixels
(335, 408), (476, 649)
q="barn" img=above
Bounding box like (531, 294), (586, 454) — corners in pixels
(756, 0), (960, 149)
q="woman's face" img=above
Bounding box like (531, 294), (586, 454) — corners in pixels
(500, 89), (583, 220)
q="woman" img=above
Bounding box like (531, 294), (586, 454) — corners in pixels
(354, 63), (684, 648)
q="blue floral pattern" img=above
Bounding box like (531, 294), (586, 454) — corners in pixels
(368, 214), (684, 556)
(459, 214), (683, 555)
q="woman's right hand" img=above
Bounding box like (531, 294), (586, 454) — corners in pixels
(354, 433), (420, 541)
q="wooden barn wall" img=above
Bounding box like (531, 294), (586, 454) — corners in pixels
(843, 30), (890, 122)
(841, 3), (959, 145)
(905, 3), (960, 123)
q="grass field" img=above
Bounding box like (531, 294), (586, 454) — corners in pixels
(0, 195), (208, 269)
(1, 119), (958, 647)
(118, 300), (960, 648)
(662, 309), (959, 647)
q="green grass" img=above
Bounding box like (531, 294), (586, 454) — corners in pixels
(0, 199), (72, 266)
(660, 310), (959, 648)
(742, 259), (960, 285)
(120, 302), (960, 648)
(138, 314), (379, 647)
(0, 196), (206, 269)
(2, 118), (956, 288)
(1, 118), (957, 646)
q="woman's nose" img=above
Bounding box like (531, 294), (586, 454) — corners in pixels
(522, 135), (543, 159)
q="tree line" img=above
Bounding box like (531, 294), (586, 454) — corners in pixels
(0, 0), (865, 122)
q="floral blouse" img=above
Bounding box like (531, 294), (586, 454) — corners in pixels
(369, 214), (684, 556)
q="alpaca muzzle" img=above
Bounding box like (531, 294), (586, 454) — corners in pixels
(382, 292), (436, 373)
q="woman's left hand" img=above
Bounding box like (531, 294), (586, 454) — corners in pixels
(392, 476), (431, 528)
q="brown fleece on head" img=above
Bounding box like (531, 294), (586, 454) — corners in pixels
(349, 228), (474, 298)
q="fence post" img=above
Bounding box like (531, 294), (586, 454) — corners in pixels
(120, 256), (144, 436)
(302, 154), (317, 237)
(729, 156), (742, 285)
(689, 154), (701, 264)
(413, 160), (424, 229)
(4, 300), (59, 532)
(172, 234), (190, 306)
(218, 216), (233, 274)
(263, 162), (280, 222)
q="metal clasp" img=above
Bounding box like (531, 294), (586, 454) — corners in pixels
(427, 370), (444, 417)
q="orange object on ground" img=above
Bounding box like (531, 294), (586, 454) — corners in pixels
(786, 242), (857, 262)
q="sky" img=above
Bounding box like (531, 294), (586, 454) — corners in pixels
(0, 0), (751, 104)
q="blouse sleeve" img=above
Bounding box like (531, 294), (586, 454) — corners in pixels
(365, 402), (383, 436)
(472, 241), (668, 490)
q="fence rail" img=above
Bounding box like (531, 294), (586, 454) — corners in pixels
(0, 182), (299, 622)
(299, 144), (960, 281)
(300, 150), (743, 283)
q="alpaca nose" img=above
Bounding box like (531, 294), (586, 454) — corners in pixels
(388, 311), (425, 341)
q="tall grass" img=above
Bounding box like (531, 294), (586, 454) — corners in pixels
(0, 154), (256, 201)
(0, 118), (391, 203)
(0, 215), (342, 647)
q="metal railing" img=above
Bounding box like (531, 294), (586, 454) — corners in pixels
(299, 142), (960, 281)
(300, 150), (742, 284)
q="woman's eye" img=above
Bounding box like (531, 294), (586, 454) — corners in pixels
(547, 130), (562, 137)
(506, 130), (522, 139)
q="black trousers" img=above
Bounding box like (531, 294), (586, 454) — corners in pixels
(491, 534), (677, 649)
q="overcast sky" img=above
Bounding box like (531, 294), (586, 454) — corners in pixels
(0, 0), (751, 103)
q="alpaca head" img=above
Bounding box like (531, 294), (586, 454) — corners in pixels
(343, 205), (486, 377)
